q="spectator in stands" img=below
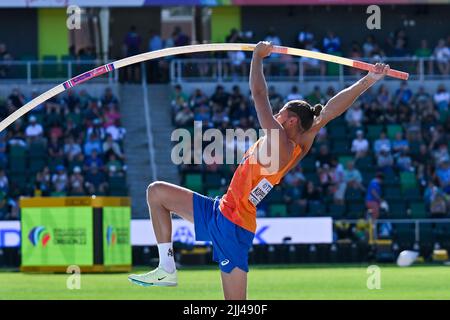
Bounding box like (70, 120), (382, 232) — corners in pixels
(396, 149), (414, 172)
(84, 132), (102, 155)
(351, 130), (369, 159)
(171, 84), (189, 116)
(101, 87), (119, 108)
(299, 181), (321, 211)
(34, 167), (51, 196)
(436, 158), (450, 194)
(0, 190), (7, 219)
(414, 39), (433, 75)
(413, 86), (433, 109)
(229, 49), (247, 80)
(283, 173), (304, 206)
(376, 145), (394, 175)
(268, 86), (283, 111)
(330, 158), (346, 205)
(322, 31), (341, 54)
(432, 143), (450, 164)
(397, 102), (412, 123)
(211, 104), (229, 127)
(173, 26), (190, 47)
(433, 84), (449, 111)
(123, 25), (142, 82)
(103, 134), (124, 160)
(107, 163), (125, 179)
(365, 172), (384, 220)
(362, 35), (376, 58)
(228, 85), (246, 118)
(318, 163), (333, 194)
(0, 43), (13, 78)
(148, 29), (163, 52)
(285, 85), (303, 102)
(69, 152), (85, 173)
(84, 98), (102, 121)
(297, 27), (314, 49)
(106, 153), (124, 173)
(51, 165), (68, 195)
(316, 144), (332, 167)
(0, 169), (8, 194)
(393, 36), (409, 57)
(373, 131), (391, 155)
(66, 106), (83, 132)
(63, 90), (80, 112)
(85, 164), (108, 195)
(283, 165), (306, 189)
(78, 89), (92, 109)
(377, 84), (391, 109)
(369, 43), (386, 62)
(364, 101), (384, 124)
(86, 118), (105, 141)
(413, 144), (432, 176)
(63, 135), (82, 162)
(0, 133), (7, 169)
(433, 38), (450, 75)
(391, 132), (409, 157)
(25, 115), (43, 142)
(231, 98), (253, 128)
(344, 161), (365, 192)
(84, 149), (104, 171)
(69, 166), (85, 196)
(175, 104), (194, 128)
(190, 88), (208, 110)
(193, 103), (211, 128)
(306, 86), (326, 105)
(345, 100), (363, 127)
(210, 85), (230, 110)
(105, 119), (126, 142)
(424, 180), (448, 217)
(148, 29), (163, 82)
(8, 88), (25, 109)
(385, 29), (408, 56)
(8, 120), (27, 148)
(48, 136), (64, 162)
(394, 81), (413, 106)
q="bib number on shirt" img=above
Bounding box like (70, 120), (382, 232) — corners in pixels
(249, 178), (273, 206)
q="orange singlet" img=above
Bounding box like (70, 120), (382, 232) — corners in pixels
(219, 137), (303, 233)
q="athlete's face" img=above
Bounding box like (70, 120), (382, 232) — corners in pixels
(275, 106), (300, 130)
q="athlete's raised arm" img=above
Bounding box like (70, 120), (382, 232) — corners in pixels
(250, 41), (285, 132)
(311, 63), (390, 132)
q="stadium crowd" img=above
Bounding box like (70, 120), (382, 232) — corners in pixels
(0, 87), (128, 220)
(3, 25), (448, 81)
(158, 27), (450, 80)
(171, 81), (450, 221)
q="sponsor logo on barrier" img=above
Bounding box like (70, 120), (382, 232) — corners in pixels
(28, 226), (51, 247)
(106, 225), (117, 246)
(106, 225), (129, 246)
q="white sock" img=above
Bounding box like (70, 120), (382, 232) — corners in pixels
(157, 242), (176, 273)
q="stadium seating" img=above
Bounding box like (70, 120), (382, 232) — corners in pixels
(0, 88), (129, 219)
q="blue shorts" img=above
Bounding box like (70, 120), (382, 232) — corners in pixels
(193, 192), (255, 273)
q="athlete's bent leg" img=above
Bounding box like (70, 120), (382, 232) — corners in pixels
(146, 181), (194, 242)
(221, 268), (248, 300)
(128, 181), (194, 287)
